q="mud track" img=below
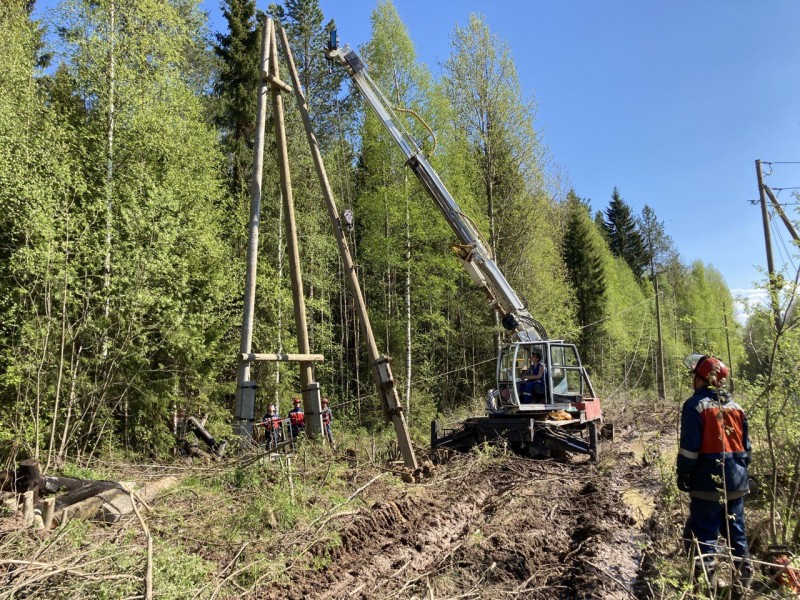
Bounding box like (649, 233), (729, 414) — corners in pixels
(278, 450), (642, 599)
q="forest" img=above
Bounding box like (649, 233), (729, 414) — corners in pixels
(0, 0), (746, 459)
(2, 0), (799, 598)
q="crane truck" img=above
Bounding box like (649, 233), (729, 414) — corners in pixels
(326, 34), (608, 461)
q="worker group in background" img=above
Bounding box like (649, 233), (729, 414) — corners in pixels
(256, 395), (335, 451)
(677, 353), (752, 598)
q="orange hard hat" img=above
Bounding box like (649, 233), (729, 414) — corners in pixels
(684, 354), (729, 386)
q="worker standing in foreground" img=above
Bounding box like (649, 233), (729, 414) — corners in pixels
(321, 398), (335, 450)
(288, 397), (305, 440)
(677, 354), (752, 596)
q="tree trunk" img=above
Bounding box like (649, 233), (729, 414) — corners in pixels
(487, 175), (500, 352)
(404, 174), (412, 417)
(46, 213), (71, 471)
(103, 0), (115, 334)
(653, 272), (666, 401)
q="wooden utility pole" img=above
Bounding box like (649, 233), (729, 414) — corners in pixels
(278, 26), (418, 471)
(722, 301), (735, 392)
(234, 19), (271, 440)
(756, 159), (781, 332)
(268, 21), (323, 438)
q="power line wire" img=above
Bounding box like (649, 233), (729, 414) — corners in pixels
(577, 295), (655, 331)
(769, 208), (798, 275)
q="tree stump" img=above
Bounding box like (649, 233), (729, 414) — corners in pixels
(15, 460), (43, 502)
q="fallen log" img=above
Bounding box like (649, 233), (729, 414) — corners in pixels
(187, 416), (227, 457)
(44, 475), (95, 494)
(52, 480), (120, 510)
(51, 476), (177, 528)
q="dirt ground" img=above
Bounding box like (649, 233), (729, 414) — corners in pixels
(0, 412), (681, 599)
(272, 436), (656, 600)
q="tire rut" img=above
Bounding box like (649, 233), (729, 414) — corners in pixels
(287, 479), (497, 599)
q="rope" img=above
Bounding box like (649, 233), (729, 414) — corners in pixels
(576, 295), (655, 331)
(328, 356), (496, 411)
(603, 301), (653, 401)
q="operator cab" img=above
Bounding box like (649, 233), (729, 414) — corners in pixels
(495, 341), (598, 413)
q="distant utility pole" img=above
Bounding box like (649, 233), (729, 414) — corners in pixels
(755, 159), (781, 332)
(722, 301), (734, 392)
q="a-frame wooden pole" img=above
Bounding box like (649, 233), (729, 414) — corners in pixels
(234, 18), (272, 441)
(268, 19), (322, 438)
(277, 25), (419, 471)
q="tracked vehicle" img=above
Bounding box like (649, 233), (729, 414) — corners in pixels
(326, 34), (608, 461)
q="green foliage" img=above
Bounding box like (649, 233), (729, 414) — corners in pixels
(283, 0), (349, 151)
(739, 278), (800, 547)
(0, 0), (242, 462)
(354, 0), (473, 421)
(441, 13), (573, 339)
(152, 541), (216, 599)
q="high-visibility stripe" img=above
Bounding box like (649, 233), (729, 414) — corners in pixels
(679, 448), (699, 459)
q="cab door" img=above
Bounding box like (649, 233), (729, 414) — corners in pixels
(496, 344), (521, 408)
(548, 343), (593, 402)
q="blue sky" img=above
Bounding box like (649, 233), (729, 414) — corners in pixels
(33, 1), (800, 317)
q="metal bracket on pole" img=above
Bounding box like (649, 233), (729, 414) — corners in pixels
(302, 381), (323, 437)
(234, 381), (257, 441)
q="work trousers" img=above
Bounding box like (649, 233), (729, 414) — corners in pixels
(683, 495), (749, 561)
(324, 423), (335, 450)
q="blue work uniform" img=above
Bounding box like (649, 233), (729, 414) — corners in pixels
(677, 386), (751, 568)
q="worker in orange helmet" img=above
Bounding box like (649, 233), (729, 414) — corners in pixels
(321, 397), (335, 450)
(288, 397), (305, 440)
(677, 354), (752, 596)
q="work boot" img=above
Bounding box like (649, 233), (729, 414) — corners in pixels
(730, 561), (753, 600)
(693, 557), (717, 595)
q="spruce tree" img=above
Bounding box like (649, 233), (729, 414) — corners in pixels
(603, 187), (647, 279)
(639, 205), (675, 278)
(213, 0), (260, 198)
(563, 191), (607, 360)
(284, 0), (348, 151)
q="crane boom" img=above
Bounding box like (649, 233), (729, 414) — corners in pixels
(326, 42), (545, 342)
